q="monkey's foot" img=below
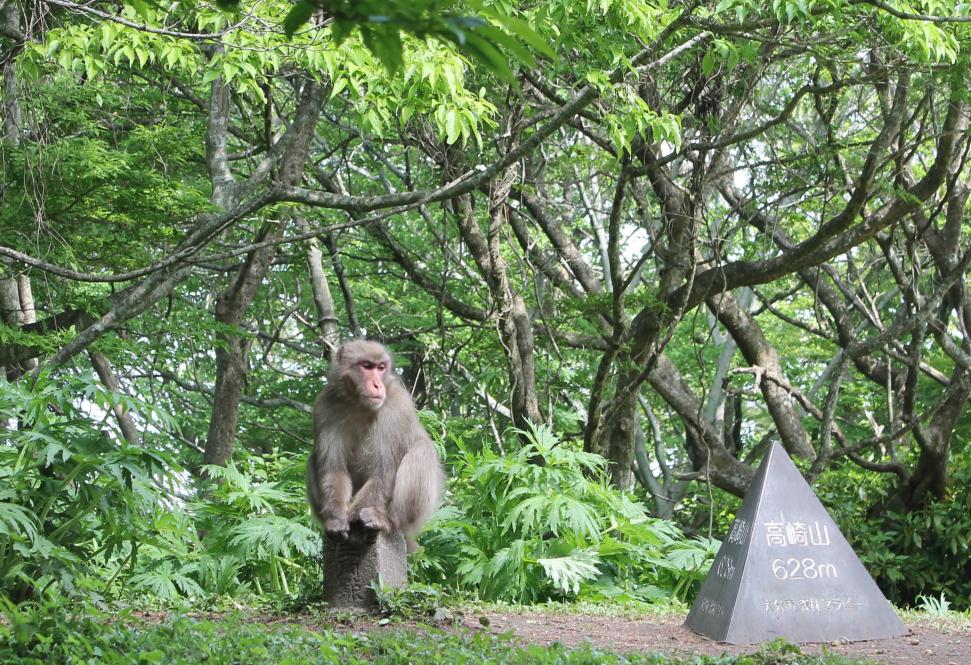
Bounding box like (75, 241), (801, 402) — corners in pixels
(324, 516), (350, 540)
(353, 506), (393, 533)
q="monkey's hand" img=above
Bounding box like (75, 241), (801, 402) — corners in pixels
(353, 505), (393, 533)
(323, 515), (350, 540)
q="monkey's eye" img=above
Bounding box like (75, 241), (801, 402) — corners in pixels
(360, 361), (376, 370)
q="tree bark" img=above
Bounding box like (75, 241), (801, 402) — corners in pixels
(454, 178), (542, 432)
(2, 1), (21, 143)
(89, 350), (141, 445)
(648, 353), (754, 495)
(297, 218), (341, 360)
(0, 272), (37, 379)
(708, 291), (815, 460)
(202, 82), (324, 467)
(202, 222), (285, 467)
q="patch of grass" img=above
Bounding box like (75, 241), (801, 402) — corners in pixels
(367, 583), (686, 627)
(372, 582), (465, 625)
(470, 597), (689, 620)
(0, 605), (876, 665)
(899, 605), (971, 634)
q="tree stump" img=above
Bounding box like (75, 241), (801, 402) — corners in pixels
(322, 526), (407, 610)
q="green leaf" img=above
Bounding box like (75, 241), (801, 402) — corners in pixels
(727, 47), (739, 71)
(537, 549), (601, 595)
(330, 76), (348, 98)
(366, 107), (386, 134)
(400, 104), (415, 125)
(361, 26), (404, 74)
(474, 24), (536, 69)
(127, 0), (152, 22)
(330, 20), (354, 45)
(444, 108), (460, 144)
(487, 11), (557, 61)
(0, 499), (39, 543)
(283, 1), (315, 38)
(459, 31), (515, 83)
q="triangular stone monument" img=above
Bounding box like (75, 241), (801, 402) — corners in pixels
(685, 441), (907, 643)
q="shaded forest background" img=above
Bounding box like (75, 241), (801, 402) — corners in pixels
(1, 0), (970, 612)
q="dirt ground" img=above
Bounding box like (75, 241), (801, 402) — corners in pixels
(152, 607), (971, 664)
(434, 610), (970, 665)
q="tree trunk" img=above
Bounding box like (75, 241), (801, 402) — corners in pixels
(202, 223), (284, 467)
(89, 350), (141, 445)
(0, 5), (32, 381)
(605, 397), (637, 490)
(453, 177), (541, 433)
(202, 81), (323, 467)
(648, 353), (755, 495)
(0, 273), (36, 380)
(893, 368), (970, 511)
(297, 218), (341, 360)
(708, 291), (815, 460)
(2, 2), (21, 143)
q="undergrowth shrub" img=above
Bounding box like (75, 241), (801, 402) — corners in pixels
(191, 458), (319, 596)
(820, 458), (971, 611)
(1, 373), (713, 607)
(0, 372), (320, 603)
(0, 372), (174, 601)
(123, 453), (321, 601)
(414, 425), (717, 603)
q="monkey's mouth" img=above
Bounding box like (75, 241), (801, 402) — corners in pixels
(364, 396), (385, 407)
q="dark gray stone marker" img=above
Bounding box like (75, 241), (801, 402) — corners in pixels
(322, 526), (407, 609)
(685, 441), (907, 643)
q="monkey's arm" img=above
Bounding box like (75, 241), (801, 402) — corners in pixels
(307, 446), (353, 538)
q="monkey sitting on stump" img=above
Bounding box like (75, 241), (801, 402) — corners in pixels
(307, 340), (444, 607)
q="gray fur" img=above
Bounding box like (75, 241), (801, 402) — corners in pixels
(307, 340), (444, 552)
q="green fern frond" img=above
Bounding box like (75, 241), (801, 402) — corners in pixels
(0, 495), (39, 543)
(199, 462), (248, 488)
(227, 516), (319, 559)
(537, 549), (601, 595)
(549, 495), (601, 539)
(222, 484), (293, 513)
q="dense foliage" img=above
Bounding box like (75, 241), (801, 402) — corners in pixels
(819, 451), (971, 610)
(420, 425), (716, 602)
(2, 0), (971, 633)
(0, 372), (173, 601)
(0, 372), (713, 604)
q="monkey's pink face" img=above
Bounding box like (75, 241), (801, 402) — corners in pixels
(354, 359), (389, 410)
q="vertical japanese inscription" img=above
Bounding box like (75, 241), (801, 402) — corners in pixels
(726, 518), (750, 545)
(716, 555), (737, 580)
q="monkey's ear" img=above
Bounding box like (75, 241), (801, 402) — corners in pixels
(335, 344), (344, 365)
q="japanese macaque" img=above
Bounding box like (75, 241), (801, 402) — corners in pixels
(307, 340), (444, 552)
